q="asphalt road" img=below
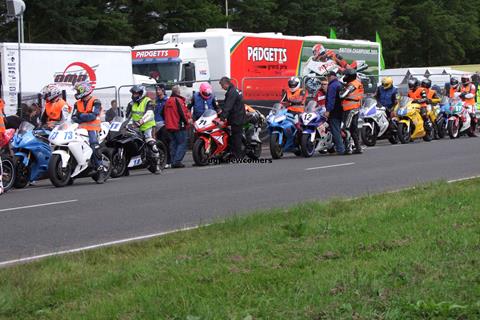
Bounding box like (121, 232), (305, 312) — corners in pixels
(0, 136), (479, 265)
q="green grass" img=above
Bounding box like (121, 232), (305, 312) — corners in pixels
(1, 180), (480, 319)
(447, 64), (480, 73)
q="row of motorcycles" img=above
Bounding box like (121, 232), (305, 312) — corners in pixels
(0, 116), (168, 192)
(360, 95), (477, 146)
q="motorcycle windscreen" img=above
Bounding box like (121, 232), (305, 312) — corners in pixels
(362, 97), (377, 109)
(304, 101), (317, 113)
(18, 121), (35, 135)
(398, 96), (412, 108)
(201, 109), (217, 118)
(271, 104), (286, 115)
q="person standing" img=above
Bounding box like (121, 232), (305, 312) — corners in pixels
(324, 71), (345, 155)
(163, 85), (191, 168)
(340, 68), (364, 154)
(105, 100), (123, 122)
(314, 79), (329, 108)
(154, 83), (171, 167)
(219, 77), (246, 159)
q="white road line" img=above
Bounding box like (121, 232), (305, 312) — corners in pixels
(0, 225), (201, 267)
(305, 162), (355, 171)
(447, 175), (480, 183)
(198, 165), (225, 170)
(0, 199), (78, 213)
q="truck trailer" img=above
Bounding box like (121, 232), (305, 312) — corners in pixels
(132, 28), (381, 105)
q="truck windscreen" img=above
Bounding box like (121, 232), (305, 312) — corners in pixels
(132, 62), (180, 83)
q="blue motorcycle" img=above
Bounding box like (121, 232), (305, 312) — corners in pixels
(267, 103), (300, 159)
(299, 103), (335, 157)
(435, 97), (452, 139)
(11, 122), (52, 188)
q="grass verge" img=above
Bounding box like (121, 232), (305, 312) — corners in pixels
(1, 180), (480, 319)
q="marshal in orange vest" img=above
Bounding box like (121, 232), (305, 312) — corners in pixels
(285, 89), (307, 113)
(342, 79), (364, 111)
(460, 84), (476, 106)
(75, 97), (101, 131)
(45, 99), (71, 126)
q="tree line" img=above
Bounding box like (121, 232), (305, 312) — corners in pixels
(0, 0), (479, 68)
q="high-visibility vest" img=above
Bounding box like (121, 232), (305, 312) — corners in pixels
(45, 99), (70, 125)
(342, 79), (364, 111)
(286, 89), (306, 113)
(408, 87), (423, 99)
(76, 97), (101, 131)
(0, 99), (5, 133)
(131, 97), (155, 132)
(460, 84), (476, 106)
(449, 87), (458, 98)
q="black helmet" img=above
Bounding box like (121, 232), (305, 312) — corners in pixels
(408, 77), (419, 89)
(450, 77), (459, 87)
(421, 78), (431, 89)
(130, 85), (146, 102)
(343, 68), (357, 83)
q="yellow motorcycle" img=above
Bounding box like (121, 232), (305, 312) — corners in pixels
(394, 96), (434, 144)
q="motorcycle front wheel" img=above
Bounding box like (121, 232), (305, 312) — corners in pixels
(447, 119), (459, 139)
(247, 143), (262, 160)
(436, 118), (446, 139)
(48, 154), (72, 188)
(397, 123), (411, 144)
(1, 155), (16, 192)
(361, 125), (377, 147)
(110, 149), (127, 178)
(300, 134), (315, 157)
(269, 134), (283, 159)
(193, 139), (210, 166)
(13, 160), (30, 189)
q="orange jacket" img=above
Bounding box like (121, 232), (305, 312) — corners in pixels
(460, 84), (476, 105)
(0, 99), (5, 133)
(342, 79), (364, 111)
(407, 87), (423, 99)
(76, 97), (101, 131)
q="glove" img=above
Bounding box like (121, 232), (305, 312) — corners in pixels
(460, 92), (466, 99)
(71, 115), (80, 123)
(326, 50), (336, 58)
(133, 121), (141, 127)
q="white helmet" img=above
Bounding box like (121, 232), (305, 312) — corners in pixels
(42, 84), (62, 102)
(288, 76), (301, 92)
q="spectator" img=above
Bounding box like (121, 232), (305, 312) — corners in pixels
(105, 99), (123, 122)
(219, 76), (246, 159)
(324, 71), (346, 155)
(162, 85), (191, 168)
(314, 78), (328, 108)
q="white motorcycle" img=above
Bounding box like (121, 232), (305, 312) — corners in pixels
(48, 120), (112, 187)
(359, 97), (398, 146)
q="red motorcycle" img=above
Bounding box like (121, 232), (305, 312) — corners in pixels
(0, 129), (17, 193)
(192, 109), (230, 166)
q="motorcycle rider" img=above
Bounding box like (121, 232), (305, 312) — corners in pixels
(374, 77), (398, 118)
(420, 79), (441, 106)
(281, 76), (307, 114)
(71, 81), (107, 181)
(190, 82), (218, 120)
(339, 68), (364, 154)
(407, 78), (423, 99)
(311, 44), (354, 71)
(459, 74), (477, 135)
(447, 77), (460, 98)
(40, 84), (72, 128)
(125, 85), (161, 171)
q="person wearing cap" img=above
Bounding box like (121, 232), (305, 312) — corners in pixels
(375, 77), (398, 118)
(324, 71), (346, 155)
(219, 76), (246, 159)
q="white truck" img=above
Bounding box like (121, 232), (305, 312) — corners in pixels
(0, 43), (136, 115)
(132, 28), (381, 105)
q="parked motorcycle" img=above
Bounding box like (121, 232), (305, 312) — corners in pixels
(192, 109), (231, 166)
(267, 103), (301, 159)
(359, 97), (398, 146)
(0, 128), (16, 192)
(299, 102), (334, 157)
(11, 122), (51, 188)
(107, 117), (166, 177)
(446, 98), (476, 139)
(434, 97), (451, 139)
(243, 107), (265, 160)
(395, 96), (434, 144)
(48, 120), (112, 187)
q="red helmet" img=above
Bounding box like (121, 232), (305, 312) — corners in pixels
(199, 83), (213, 99)
(312, 44), (326, 58)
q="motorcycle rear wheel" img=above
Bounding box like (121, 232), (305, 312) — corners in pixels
(1, 155), (16, 192)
